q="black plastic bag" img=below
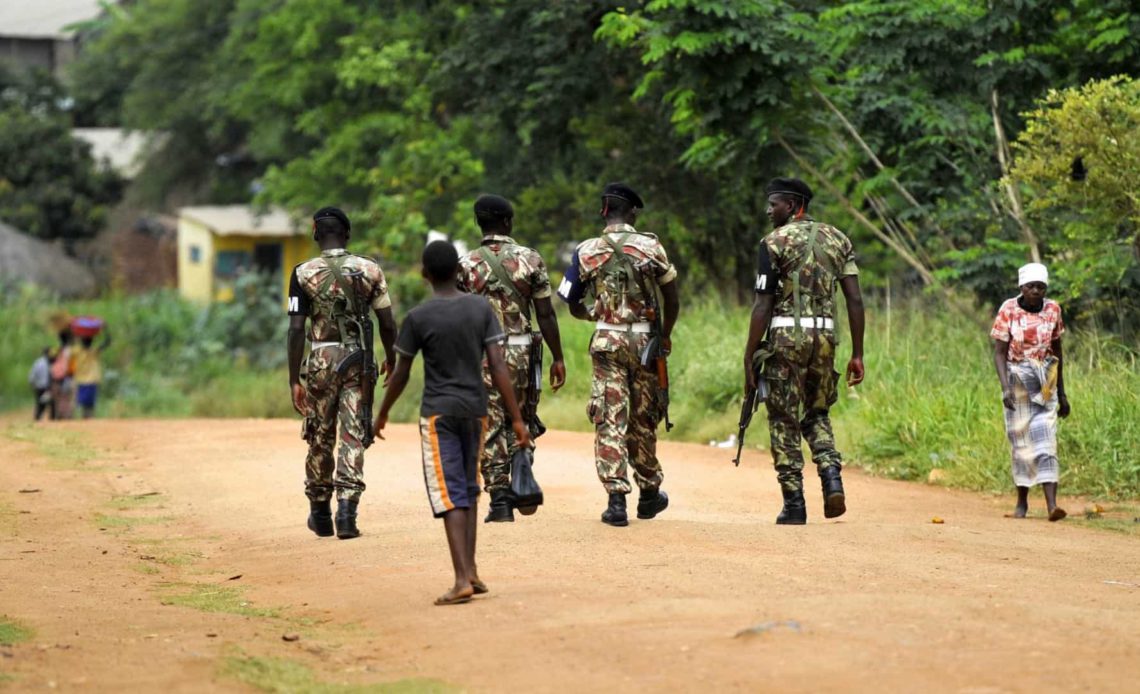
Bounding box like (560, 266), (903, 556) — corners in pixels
(510, 448), (543, 515)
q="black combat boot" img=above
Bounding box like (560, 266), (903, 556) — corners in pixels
(601, 492), (629, 527)
(335, 498), (361, 539)
(307, 499), (334, 537)
(775, 488), (807, 525)
(484, 489), (515, 523)
(819, 466), (847, 519)
(636, 488), (670, 520)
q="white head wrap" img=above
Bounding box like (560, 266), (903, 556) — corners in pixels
(1018, 262), (1048, 286)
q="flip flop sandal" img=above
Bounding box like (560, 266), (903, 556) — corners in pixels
(1049, 508), (1067, 522)
(434, 589), (474, 606)
(471, 579), (489, 595)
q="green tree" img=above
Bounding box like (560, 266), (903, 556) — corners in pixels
(0, 68), (122, 242)
(1008, 76), (1140, 328)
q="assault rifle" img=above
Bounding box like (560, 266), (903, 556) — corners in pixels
(733, 349), (770, 466)
(523, 333), (547, 440)
(334, 270), (378, 449)
(640, 308), (673, 432)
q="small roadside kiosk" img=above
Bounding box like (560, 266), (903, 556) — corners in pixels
(176, 205), (309, 305)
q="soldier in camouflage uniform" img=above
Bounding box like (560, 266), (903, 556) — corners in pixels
(743, 178), (865, 525)
(558, 183), (680, 527)
(457, 194), (566, 523)
(287, 207), (398, 539)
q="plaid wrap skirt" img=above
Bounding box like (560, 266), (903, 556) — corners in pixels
(1004, 359), (1060, 487)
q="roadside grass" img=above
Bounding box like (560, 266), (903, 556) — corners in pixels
(1067, 502), (1140, 537)
(0, 616), (34, 646)
(93, 513), (174, 532)
(4, 424), (100, 470)
(221, 650), (455, 694)
(159, 583), (280, 619)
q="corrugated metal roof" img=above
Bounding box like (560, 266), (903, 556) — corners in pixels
(179, 205), (303, 238)
(0, 1), (105, 39)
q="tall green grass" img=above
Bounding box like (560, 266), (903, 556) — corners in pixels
(2, 286), (1136, 498)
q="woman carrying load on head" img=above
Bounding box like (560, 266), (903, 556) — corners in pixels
(990, 262), (1070, 521)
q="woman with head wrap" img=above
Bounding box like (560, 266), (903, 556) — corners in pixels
(990, 263), (1070, 521)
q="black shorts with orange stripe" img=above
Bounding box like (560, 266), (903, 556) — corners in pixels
(419, 415), (487, 517)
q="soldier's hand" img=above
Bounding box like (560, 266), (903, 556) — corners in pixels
(845, 356), (865, 387)
(550, 360), (566, 391)
(512, 419), (530, 449)
(660, 337), (672, 357)
(291, 383), (309, 416)
(744, 358), (757, 392)
(381, 358), (396, 387)
(373, 413), (388, 441)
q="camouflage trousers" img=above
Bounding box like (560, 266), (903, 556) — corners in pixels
(587, 329), (664, 495)
(302, 346), (369, 502)
(762, 326), (843, 493)
(480, 342), (535, 492)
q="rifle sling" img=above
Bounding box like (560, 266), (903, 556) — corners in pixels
(602, 234), (662, 335)
(477, 245), (532, 324)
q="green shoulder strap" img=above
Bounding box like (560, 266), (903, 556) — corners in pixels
(603, 232), (660, 320)
(477, 245), (532, 323)
(321, 255), (361, 346)
(790, 223), (820, 338)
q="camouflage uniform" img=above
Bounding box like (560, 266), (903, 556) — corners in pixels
(457, 234), (552, 492)
(290, 249), (391, 502)
(758, 217), (858, 493)
(576, 224), (677, 495)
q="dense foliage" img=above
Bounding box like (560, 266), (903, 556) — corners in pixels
(65, 1), (1140, 320)
(0, 68), (123, 243)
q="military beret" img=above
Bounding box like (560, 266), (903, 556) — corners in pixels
(601, 182), (644, 209)
(312, 206), (351, 232)
(765, 178), (813, 204)
(474, 194), (514, 221)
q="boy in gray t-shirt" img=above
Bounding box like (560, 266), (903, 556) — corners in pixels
(374, 240), (529, 606)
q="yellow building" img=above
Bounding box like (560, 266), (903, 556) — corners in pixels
(177, 205), (310, 304)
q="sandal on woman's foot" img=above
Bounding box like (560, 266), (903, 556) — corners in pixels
(1048, 507), (1067, 522)
(471, 579), (488, 595)
(434, 586), (475, 606)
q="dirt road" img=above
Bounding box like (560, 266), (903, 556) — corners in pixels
(2, 419), (1138, 692)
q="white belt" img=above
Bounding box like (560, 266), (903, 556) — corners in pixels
(596, 321), (652, 333)
(506, 334), (532, 346)
(310, 341), (342, 350)
(771, 316), (834, 330)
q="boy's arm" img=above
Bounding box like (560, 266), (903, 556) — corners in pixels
(486, 343), (530, 448)
(373, 354), (414, 440)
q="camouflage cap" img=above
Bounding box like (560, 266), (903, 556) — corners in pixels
(601, 182), (644, 209)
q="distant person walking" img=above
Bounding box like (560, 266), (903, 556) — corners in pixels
(50, 330), (75, 420)
(73, 330), (111, 419)
(991, 263), (1069, 521)
(28, 347), (53, 421)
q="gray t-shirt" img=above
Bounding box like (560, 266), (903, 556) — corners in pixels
(395, 292), (505, 418)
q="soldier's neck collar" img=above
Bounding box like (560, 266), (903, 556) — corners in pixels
(321, 248), (348, 257)
(603, 223), (639, 235)
(480, 234), (515, 246)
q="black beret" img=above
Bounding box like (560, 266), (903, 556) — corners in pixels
(765, 178), (813, 204)
(312, 206), (350, 232)
(474, 194), (514, 221)
(601, 182), (644, 209)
